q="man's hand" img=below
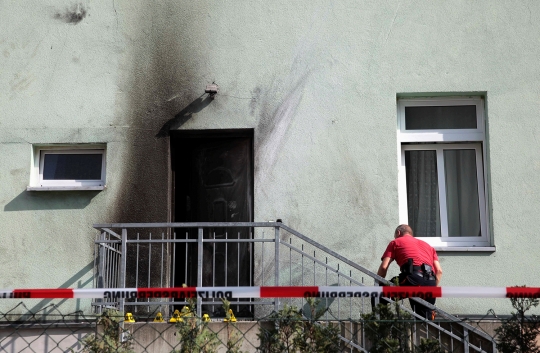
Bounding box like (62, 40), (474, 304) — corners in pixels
(377, 257), (393, 279)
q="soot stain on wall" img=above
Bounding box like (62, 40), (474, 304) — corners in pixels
(53, 3), (87, 24)
(255, 73), (310, 187)
(111, 3), (194, 224)
(109, 1), (198, 289)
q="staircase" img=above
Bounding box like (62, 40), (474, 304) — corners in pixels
(93, 222), (498, 352)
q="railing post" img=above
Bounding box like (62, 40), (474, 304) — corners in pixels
(119, 228), (127, 314)
(197, 227), (203, 317)
(95, 231), (105, 313)
(97, 232), (105, 288)
(274, 225), (280, 312)
(463, 328), (469, 353)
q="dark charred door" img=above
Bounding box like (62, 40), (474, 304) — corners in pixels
(171, 131), (253, 315)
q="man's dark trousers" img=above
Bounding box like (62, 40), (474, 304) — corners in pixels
(399, 272), (437, 320)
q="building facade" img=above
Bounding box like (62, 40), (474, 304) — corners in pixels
(2, 0), (540, 316)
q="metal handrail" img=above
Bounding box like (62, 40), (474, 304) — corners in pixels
(93, 222), (497, 352)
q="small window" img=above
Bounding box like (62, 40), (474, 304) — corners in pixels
(405, 105), (477, 130)
(28, 146), (106, 191)
(397, 98), (490, 249)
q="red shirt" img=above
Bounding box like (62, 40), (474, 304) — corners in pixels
(381, 235), (438, 268)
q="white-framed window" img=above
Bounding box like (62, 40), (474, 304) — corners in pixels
(28, 145), (106, 191)
(397, 97), (490, 249)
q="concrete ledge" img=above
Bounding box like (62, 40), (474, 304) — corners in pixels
(435, 247), (496, 252)
(26, 186), (105, 191)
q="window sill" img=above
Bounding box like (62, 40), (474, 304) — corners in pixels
(434, 246), (495, 252)
(27, 186), (106, 191)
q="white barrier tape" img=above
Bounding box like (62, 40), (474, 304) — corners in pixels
(0, 286), (539, 299)
(441, 287), (507, 298)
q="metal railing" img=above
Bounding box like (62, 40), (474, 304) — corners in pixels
(93, 222), (497, 352)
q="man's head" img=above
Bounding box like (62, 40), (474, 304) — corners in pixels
(394, 224), (413, 239)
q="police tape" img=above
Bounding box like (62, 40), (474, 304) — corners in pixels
(1, 286), (540, 300)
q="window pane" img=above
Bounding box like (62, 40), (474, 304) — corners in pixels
(405, 105), (477, 130)
(43, 154), (102, 180)
(405, 150), (441, 237)
(444, 149), (481, 237)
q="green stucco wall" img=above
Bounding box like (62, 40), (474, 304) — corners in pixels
(2, 0), (540, 315)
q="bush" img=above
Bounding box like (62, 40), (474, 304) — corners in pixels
(362, 302), (414, 353)
(418, 338), (446, 353)
(496, 287), (540, 353)
(257, 297), (340, 353)
(172, 294), (219, 353)
(82, 309), (134, 353)
(222, 298), (248, 353)
(362, 301), (447, 353)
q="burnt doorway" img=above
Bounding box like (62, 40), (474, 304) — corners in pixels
(170, 130), (254, 316)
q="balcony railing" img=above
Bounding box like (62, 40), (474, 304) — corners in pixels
(93, 222), (497, 352)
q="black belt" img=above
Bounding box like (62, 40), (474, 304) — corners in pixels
(412, 271), (436, 280)
(400, 263), (425, 273)
(400, 260), (435, 280)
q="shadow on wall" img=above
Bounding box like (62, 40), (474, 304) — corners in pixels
(17, 261), (94, 317)
(3, 190), (100, 211)
(155, 94), (214, 138)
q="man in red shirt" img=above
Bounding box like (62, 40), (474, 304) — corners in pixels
(377, 224), (443, 319)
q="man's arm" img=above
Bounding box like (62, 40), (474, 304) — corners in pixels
(377, 257), (394, 279)
(433, 260), (443, 286)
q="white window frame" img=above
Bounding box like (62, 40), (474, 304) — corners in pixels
(28, 145), (106, 191)
(397, 98), (491, 249)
